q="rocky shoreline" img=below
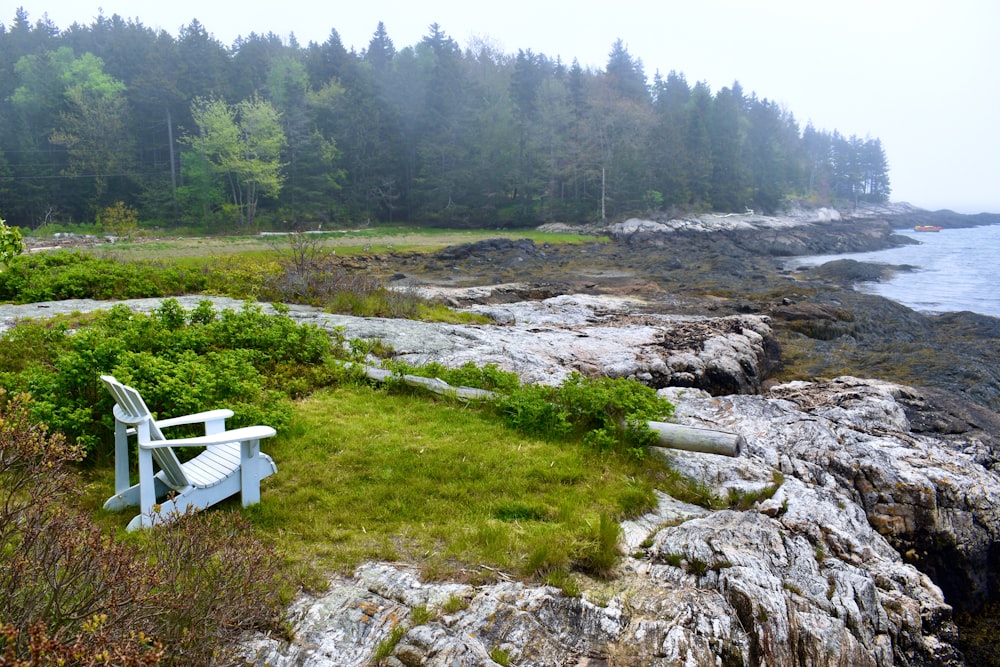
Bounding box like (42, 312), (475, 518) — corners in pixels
(240, 376), (997, 667)
(10, 205), (1000, 665)
(372, 206), (1000, 413)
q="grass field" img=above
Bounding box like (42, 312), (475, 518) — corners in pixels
(56, 227), (673, 596)
(81, 380), (673, 596)
(247, 385), (670, 587)
(82, 225), (605, 262)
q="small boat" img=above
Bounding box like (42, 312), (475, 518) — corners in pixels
(914, 225), (943, 232)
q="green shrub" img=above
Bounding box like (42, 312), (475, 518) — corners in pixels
(0, 299), (337, 459)
(98, 201), (139, 239)
(0, 251), (205, 303)
(391, 361), (522, 394)
(0, 216), (25, 266)
(380, 364), (668, 449)
(493, 373), (674, 459)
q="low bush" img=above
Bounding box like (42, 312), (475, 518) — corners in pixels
(494, 373), (674, 459)
(0, 299), (342, 459)
(0, 391), (281, 666)
(0, 252), (206, 303)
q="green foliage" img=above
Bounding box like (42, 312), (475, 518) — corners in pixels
(386, 360), (522, 395)
(258, 250), (475, 320)
(0, 299), (338, 458)
(725, 470), (785, 510)
(410, 605), (434, 626)
(0, 15), (886, 228)
(489, 646), (512, 666)
(372, 624), (407, 661)
(575, 513), (623, 577)
(381, 363), (675, 461)
(0, 251), (206, 303)
(493, 373), (674, 459)
(542, 568), (581, 597)
(184, 95), (287, 228)
(0, 217), (25, 266)
(687, 557), (709, 576)
(249, 383), (669, 585)
(441, 594), (469, 615)
(99, 201), (139, 238)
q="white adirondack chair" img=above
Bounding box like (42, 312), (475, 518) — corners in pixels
(100, 375), (277, 531)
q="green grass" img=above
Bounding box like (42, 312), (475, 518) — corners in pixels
(73, 369), (676, 605)
(215, 384), (672, 587)
(81, 226), (605, 262)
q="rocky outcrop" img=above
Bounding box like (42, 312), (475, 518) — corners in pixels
(4, 293), (998, 664)
(0, 295), (778, 394)
(241, 376), (1000, 666)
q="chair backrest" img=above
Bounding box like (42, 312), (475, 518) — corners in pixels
(100, 375), (189, 489)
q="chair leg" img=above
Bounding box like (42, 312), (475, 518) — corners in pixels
(137, 447), (157, 520)
(240, 439), (261, 506)
(114, 419), (131, 495)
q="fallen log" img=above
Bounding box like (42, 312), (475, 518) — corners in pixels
(345, 363), (497, 401)
(647, 421), (743, 457)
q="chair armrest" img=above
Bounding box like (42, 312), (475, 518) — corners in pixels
(138, 425), (277, 449)
(155, 409), (235, 430)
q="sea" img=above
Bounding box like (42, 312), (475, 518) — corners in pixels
(785, 224), (1000, 319)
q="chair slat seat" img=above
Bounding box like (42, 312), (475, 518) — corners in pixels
(100, 375), (278, 530)
(182, 444), (242, 487)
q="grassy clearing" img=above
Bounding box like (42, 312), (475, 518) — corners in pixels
(136, 383), (672, 589)
(82, 226), (605, 262)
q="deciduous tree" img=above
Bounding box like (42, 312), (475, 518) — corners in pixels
(184, 95), (287, 227)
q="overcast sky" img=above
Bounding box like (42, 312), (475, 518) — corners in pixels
(10, 0), (1000, 213)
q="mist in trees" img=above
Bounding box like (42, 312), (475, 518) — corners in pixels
(0, 9), (891, 229)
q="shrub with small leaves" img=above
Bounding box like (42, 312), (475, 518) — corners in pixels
(0, 299), (336, 459)
(0, 216), (25, 266)
(0, 251), (205, 303)
(98, 200), (139, 238)
(494, 373), (674, 458)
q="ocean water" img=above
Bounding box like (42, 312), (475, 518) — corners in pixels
(785, 224), (1000, 318)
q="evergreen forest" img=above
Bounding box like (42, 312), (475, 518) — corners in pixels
(0, 8), (891, 230)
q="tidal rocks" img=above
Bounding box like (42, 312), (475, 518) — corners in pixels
(325, 292), (779, 394)
(609, 212), (904, 257)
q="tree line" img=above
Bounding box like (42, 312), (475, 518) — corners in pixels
(0, 8), (890, 230)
